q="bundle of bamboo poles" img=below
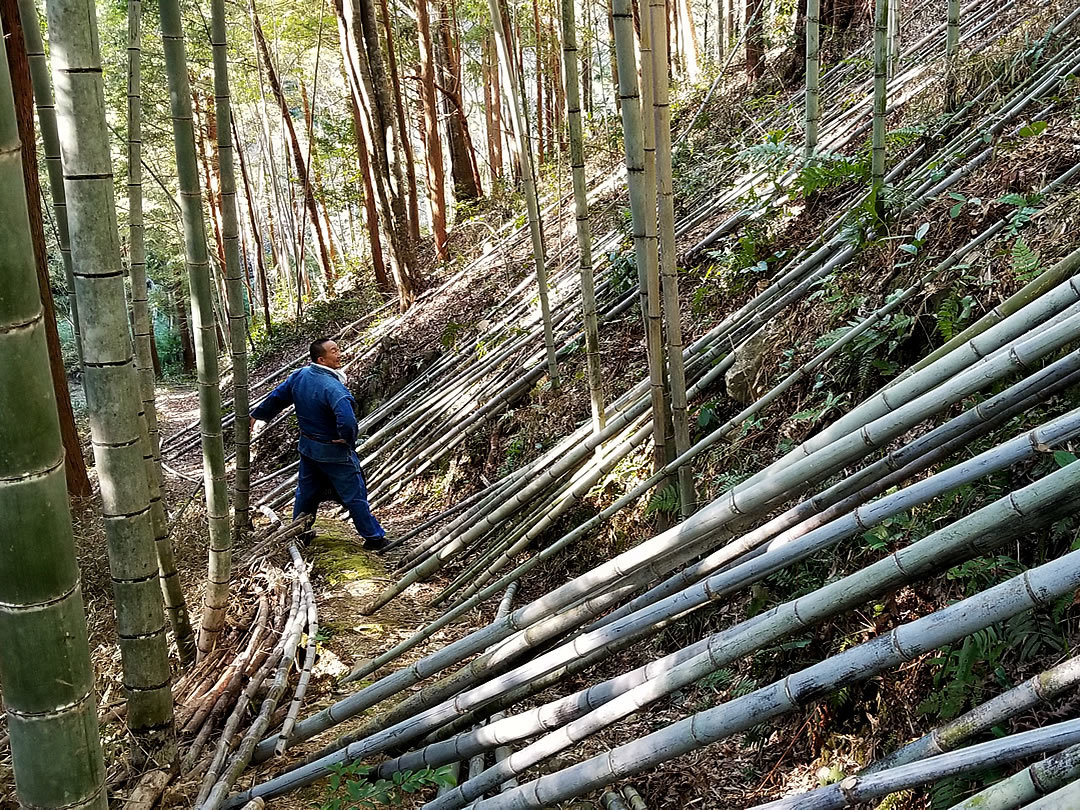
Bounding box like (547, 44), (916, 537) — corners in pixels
(222, 258), (1080, 805)
(348, 4), (1080, 632)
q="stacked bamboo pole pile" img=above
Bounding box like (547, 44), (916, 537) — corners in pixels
(349, 3), (1080, 633)
(206, 7), (1080, 806)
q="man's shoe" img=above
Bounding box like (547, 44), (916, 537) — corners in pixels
(298, 529), (317, 547)
(362, 535), (391, 553)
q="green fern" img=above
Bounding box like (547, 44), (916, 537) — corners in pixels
(645, 483), (680, 516)
(1011, 237), (1041, 281)
(797, 152), (870, 196)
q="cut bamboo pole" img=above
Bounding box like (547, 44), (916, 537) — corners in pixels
(950, 741), (1080, 809)
(752, 720), (1080, 810)
(471, 545), (1080, 809)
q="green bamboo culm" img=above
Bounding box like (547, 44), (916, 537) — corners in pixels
(559, 0), (605, 433)
(648, 0), (695, 516)
(611, 0), (668, 475)
(14, 0), (81, 365)
(945, 0), (960, 110)
(157, 0), (233, 659)
(43, 0), (176, 764)
(0, 41), (108, 810)
(210, 0), (252, 561)
(485, 0), (559, 389)
(871, 0), (887, 210)
(804, 0), (820, 159)
(635, 0), (670, 478)
(127, 0), (196, 663)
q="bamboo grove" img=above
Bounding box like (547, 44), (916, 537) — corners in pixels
(4, 0), (1080, 804)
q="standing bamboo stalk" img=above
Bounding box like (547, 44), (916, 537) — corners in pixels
(126, 0), (196, 662)
(946, 0), (960, 110)
(233, 114), (273, 334)
(487, 0), (560, 386)
(14, 0), (82, 366)
(804, 0), (820, 159)
(417, 0), (449, 259)
(0, 41), (109, 810)
(45, 0), (176, 763)
(649, 0), (694, 514)
(6, 0), (91, 500)
(211, 0), (252, 554)
(158, 0), (233, 659)
(625, 0), (670, 475)
(886, 0), (900, 77)
(871, 0), (888, 204)
(560, 0), (605, 432)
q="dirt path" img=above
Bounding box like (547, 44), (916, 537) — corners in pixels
(152, 381), (485, 807)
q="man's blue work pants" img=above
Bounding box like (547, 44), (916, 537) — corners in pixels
(293, 451), (385, 540)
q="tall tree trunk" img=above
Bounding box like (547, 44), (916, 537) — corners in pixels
(355, 0), (417, 277)
(886, 0), (899, 77)
(437, 0), (482, 201)
(637, 0), (671, 477)
(45, 0), (177, 764)
(342, 75), (391, 292)
(871, 0), (887, 210)
(211, 0), (252, 587)
(745, 0), (764, 79)
(159, 0), (233, 660)
(582, 0), (594, 115)
(560, 0), (605, 432)
(649, 0), (694, 514)
(14, 0), (81, 365)
(300, 80), (340, 291)
(482, 35), (498, 180)
(377, 0), (420, 241)
(233, 114), (273, 335)
(0, 44), (109, 810)
(488, 0), (559, 385)
(125, 0), (196, 661)
(417, 0), (449, 257)
(532, 0), (544, 163)
(176, 283), (196, 373)
(805, 0), (820, 158)
(613, 0), (669, 475)
(677, 0), (700, 78)
(608, 0), (621, 112)
(945, 0), (959, 110)
(336, 0), (419, 307)
(6, 0), (90, 499)
(251, 9), (336, 292)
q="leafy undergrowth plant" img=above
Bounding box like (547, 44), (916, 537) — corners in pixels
(318, 763), (457, 810)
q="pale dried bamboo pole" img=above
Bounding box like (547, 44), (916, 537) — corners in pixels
(472, 541), (1080, 809)
(427, 414), (1080, 809)
(275, 546), (318, 752)
(949, 741), (1080, 809)
(752, 720), (1080, 810)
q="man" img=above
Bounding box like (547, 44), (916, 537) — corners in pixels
(250, 337), (389, 552)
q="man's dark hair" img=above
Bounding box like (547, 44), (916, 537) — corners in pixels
(310, 337), (334, 363)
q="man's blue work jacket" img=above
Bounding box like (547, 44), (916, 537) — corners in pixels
(250, 365), (358, 463)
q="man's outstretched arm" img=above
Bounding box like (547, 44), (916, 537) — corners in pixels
(250, 374), (296, 426)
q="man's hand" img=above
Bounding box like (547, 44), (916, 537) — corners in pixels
(250, 417), (257, 432)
